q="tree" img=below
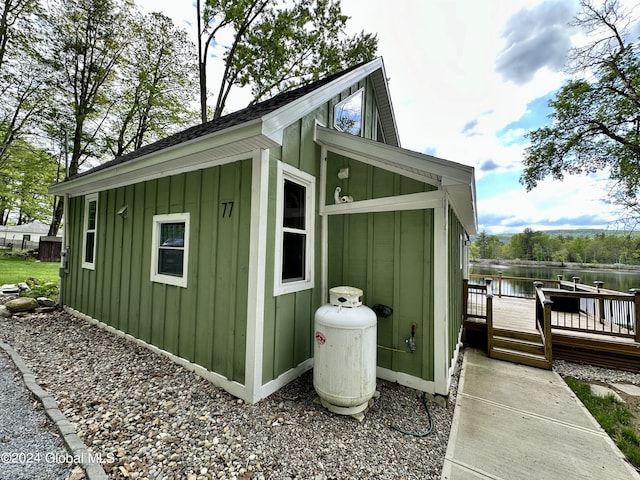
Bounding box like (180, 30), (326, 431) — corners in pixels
(476, 230), (489, 258)
(0, 139), (58, 224)
(45, 0), (131, 235)
(106, 11), (198, 157)
(0, 0), (36, 74)
(0, 0), (49, 169)
(196, 0), (378, 122)
(521, 1), (640, 211)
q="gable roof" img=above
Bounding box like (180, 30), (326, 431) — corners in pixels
(50, 58), (398, 197)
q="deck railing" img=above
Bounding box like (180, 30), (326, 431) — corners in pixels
(464, 278), (493, 320)
(534, 283), (553, 362)
(469, 273), (559, 299)
(534, 282), (640, 341)
(463, 278), (494, 350)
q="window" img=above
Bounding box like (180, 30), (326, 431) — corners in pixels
(150, 213), (190, 288)
(82, 193), (98, 270)
(334, 89), (363, 136)
(274, 163), (315, 295)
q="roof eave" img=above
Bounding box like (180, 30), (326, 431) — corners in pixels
(49, 120), (275, 197)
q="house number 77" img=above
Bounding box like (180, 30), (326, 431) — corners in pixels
(221, 201), (234, 218)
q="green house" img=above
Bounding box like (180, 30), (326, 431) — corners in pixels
(50, 58), (477, 403)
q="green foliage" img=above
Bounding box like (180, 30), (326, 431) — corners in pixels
(20, 276), (59, 300)
(521, 1), (640, 214)
(0, 138), (58, 224)
(198, 0), (378, 121)
(473, 230), (503, 259)
(471, 228), (640, 264)
(106, 11), (198, 157)
(565, 377), (640, 468)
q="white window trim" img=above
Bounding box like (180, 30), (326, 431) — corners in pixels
(150, 212), (190, 288)
(81, 193), (98, 270)
(274, 162), (315, 296)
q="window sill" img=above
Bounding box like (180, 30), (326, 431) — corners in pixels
(151, 274), (187, 288)
(273, 279), (314, 296)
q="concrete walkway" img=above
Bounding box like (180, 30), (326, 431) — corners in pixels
(442, 348), (640, 480)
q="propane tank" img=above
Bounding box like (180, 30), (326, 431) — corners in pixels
(313, 286), (377, 417)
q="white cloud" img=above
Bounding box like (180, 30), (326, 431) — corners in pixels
(136, 0), (631, 234)
(478, 172), (617, 234)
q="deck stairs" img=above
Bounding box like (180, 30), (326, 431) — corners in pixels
(489, 327), (551, 369)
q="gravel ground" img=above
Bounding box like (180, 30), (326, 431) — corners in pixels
(553, 358), (640, 385)
(0, 351), (74, 480)
(0, 307), (462, 480)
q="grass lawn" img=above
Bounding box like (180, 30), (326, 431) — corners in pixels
(0, 256), (60, 286)
(565, 377), (640, 469)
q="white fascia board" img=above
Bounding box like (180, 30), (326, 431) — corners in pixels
(260, 58), (385, 144)
(316, 127), (440, 187)
(50, 120), (275, 197)
(445, 183), (478, 235)
(322, 190), (445, 215)
(369, 61), (400, 147)
(317, 126), (473, 186)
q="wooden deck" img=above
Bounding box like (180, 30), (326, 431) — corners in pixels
(491, 296), (538, 334)
(464, 295), (640, 372)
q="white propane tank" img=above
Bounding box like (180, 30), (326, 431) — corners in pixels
(313, 286), (377, 416)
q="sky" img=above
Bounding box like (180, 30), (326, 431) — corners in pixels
(136, 0), (639, 235)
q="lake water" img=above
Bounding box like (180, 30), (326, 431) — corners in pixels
(470, 263), (640, 296)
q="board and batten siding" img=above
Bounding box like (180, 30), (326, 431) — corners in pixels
(65, 161), (252, 384)
(447, 207), (465, 367)
(326, 152), (436, 382)
(261, 77), (380, 384)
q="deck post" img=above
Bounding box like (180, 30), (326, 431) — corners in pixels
(544, 299), (553, 365)
(463, 279), (469, 320)
(572, 277), (580, 291)
(486, 287), (493, 354)
(595, 281), (605, 324)
(631, 289), (640, 343)
(498, 271), (502, 298)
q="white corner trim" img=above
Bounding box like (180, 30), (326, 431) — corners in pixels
(433, 197), (449, 396)
(245, 149), (270, 403)
(63, 307), (250, 402)
(259, 358), (314, 401)
(319, 145), (329, 305)
(376, 367), (436, 394)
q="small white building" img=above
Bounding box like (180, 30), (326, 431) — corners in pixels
(0, 221), (61, 249)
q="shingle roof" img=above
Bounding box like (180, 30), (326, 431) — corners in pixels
(69, 61), (371, 181)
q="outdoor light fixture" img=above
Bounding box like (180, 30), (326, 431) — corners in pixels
(117, 205), (128, 219)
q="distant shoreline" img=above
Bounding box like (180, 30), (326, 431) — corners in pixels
(471, 258), (640, 273)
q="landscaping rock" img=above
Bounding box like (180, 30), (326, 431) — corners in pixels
(17, 282), (30, 291)
(0, 306), (10, 318)
(590, 384), (624, 403)
(0, 284), (20, 294)
(5, 297), (39, 313)
(37, 297), (56, 307)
